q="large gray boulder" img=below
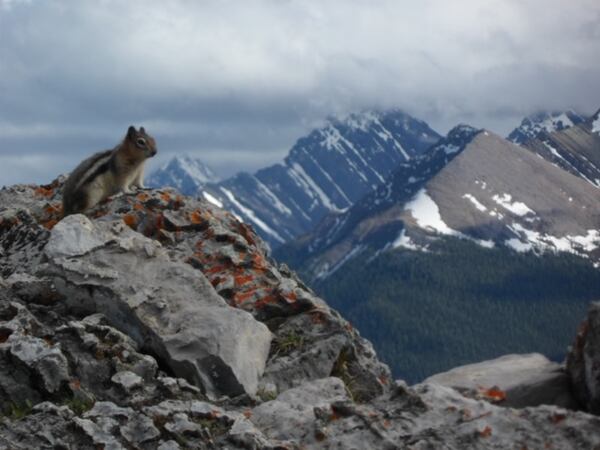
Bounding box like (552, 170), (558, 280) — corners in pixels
(42, 214), (272, 399)
(425, 353), (579, 409)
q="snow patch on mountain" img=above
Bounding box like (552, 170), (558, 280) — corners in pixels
(506, 223), (600, 256)
(289, 163), (340, 212)
(405, 189), (459, 236)
(392, 229), (427, 251)
(202, 191), (223, 208)
(492, 193), (535, 217)
(462, 193), (487, 212)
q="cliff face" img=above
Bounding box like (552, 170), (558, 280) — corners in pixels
(1, 180), (600, 449)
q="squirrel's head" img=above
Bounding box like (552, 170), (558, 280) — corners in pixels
(126, 126), (158, 159)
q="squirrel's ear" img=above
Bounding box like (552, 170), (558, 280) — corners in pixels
(127, 126), (136, 139)
(140, 127), (146, 134)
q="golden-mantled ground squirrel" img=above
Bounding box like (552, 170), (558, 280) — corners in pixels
(62, 126), (157, 216)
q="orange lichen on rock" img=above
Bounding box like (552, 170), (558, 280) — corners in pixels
(480, 387), (507, 403)
(190, 210), (204, 225)
(205, 265), (228, 275)
(234, 274), (254, 287)
(282, 291), (297, 303)
(160, 192), (171, 203)
(479, 426), (492, 438)
(41, 219), (59, 230)
(254, 294), (277, 309)
(252, 253), (268, 270)
(233, 289), (257, 304)
(123, 214), (138, 229)
(44, 203), (62, 215)
(136, 192), (150, 202)
(34, 186), (54, 198)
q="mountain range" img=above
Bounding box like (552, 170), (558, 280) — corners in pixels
(149, 110), (441, 246)
(149, 108), (592, 248)
(273, 110), (600, 381)
(147, 107), (600, 381)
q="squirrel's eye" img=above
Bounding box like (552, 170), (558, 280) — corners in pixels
(136, 138), (146, 147)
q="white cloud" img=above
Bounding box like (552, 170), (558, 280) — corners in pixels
(1, 0), (599, 185)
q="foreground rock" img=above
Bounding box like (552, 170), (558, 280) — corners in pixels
(568, 302), (600, 414)
(44, 214), (271, 399)
(0, 180), (600, 448)
(425, 353), (579, 409)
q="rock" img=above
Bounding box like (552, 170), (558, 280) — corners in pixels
(567, 302), (600, 414)
(157, 441), (182, 450)
(1, 181), (600, 448)
(164, 412), (206, 437)
(43, 215), (272, 398)
(250, 377), (350, 442)
(73, 417), (125, 450)
(111, 370), (143, 391)
(119, 412), (161, 445)
(424, 353), (579, 409)
(43, 214), (113, 259)
(6, 334), (70, 394)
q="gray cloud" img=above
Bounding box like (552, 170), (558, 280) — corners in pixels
(1, 0), (599, 186)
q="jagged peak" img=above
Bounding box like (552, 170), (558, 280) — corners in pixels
(508, 110), (586, 144)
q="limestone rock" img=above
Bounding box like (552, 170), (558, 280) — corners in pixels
(42, 216), (272, 398)
(425, 353), (579, 409)
(111, 371), (144, 391)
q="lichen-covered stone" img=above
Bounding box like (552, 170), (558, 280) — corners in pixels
(43, 215), (272, 398)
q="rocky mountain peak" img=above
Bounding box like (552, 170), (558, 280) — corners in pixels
(147, 154), (219, 195)
(2, 180), (600, 448)
(507, 110), (586, 144)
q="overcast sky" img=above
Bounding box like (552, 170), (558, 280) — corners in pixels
(1, 0), (599, 186)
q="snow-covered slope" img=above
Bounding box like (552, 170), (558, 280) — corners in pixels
(147, 155), (219, 194)
(276, 127), (600, 280)
(203, 109), (441, 247)
(507, 110), (586, 144)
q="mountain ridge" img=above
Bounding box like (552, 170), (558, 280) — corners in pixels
(507, 110), (586, 144)
(147, 154), (219, 194)
(198, 109), (442, 246)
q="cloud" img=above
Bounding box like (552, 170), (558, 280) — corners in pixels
(1, 0), (599, 185)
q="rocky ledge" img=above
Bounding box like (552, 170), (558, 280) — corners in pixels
(0, 179), (599, 449)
